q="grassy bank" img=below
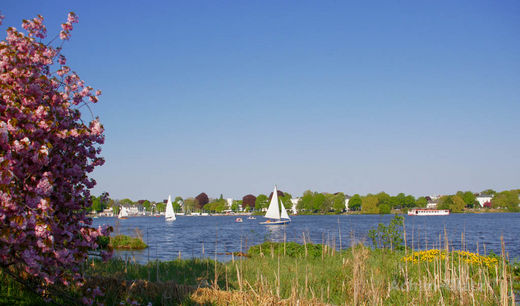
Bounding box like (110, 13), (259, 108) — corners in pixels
(2, 241), (518, 305)
(110, 234), (148, 250)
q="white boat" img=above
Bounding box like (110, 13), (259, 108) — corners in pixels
(260, 185), (291, 225)
(165, 195), (176, 221)
(118, 206), (129, 219)
(408, 209), (450, 216)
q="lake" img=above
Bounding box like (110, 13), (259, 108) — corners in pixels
(92, 213), (520, 263)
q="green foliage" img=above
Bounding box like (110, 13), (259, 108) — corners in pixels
(492, 190), (520, 212)
(255, 194), (268, 210)
(438, 195), (465, 212)
(110, 235), (148, 250)
(361, 195), (379, 214)
(332, 192), (346, 213)
(416, 196), (428, 208)
(141, 200), (151, 211)
(91, 195), (102, 212)
(183, 198), (196, 212)
(119, 198), (134, 206)
(96, 235), (110, 249)
(368, 215), (404, 250)
(248, 241), (323, 259)
(348, 194), (362, 211)
(203, 199), (227, 213)
(280, 193), (293, 210)
(231, 200), (241, 212)
(297, 190), (314, 212)
(457, 191), (476, 208)
(155, 202), (166, 213)
(481, 189), (496, 196)
(379, 203), (391, 214)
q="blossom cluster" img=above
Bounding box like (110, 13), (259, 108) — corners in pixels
(402, 249), (498, 269)
(0, 11), (111, 301)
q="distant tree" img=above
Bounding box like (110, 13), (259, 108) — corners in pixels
(376, 192), (391, 207)
(492, 190), (520, 212)
(141, 200), (151, 211)
(242, 194), (256, 209)
(91, 196), (102, 212)
(172, 202), (182, 211)
(332, 192), (346, 213)
(298, 190), (314, 212)
(348, 194), (362, 211)
(361, 195), (380, 214)
(195, 192), (209, 209)
(255, 194), (269, 210)
(461, 191), (476, 208)
(204, 199), (227, 213)
(280, 192), (293, 210)
(173, 196), (183, 211)
(231, 200), (242, 212)
(404, 195), (416, 208)
(379, 203), (391, 214)
(155, 202), (166, 213)
(481, 189), (496, 196)
(394, 193), (406, 208)
(416, 196), (428, 208)
(120, 198), (134, 206)
(438, 195), (465, 213)
(183, 197), (196, 212)
(313, 193), (328, 212)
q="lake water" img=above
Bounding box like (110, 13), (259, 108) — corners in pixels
(92, 213), (520, 263)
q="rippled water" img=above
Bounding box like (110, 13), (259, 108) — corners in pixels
(92, 213), (520, 263)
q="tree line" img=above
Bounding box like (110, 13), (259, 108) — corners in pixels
(90, 188), (520, 215)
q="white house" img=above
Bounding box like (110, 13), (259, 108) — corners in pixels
(344, 196), (351, 211)
(226, 198), (233, 210)
(290, 198), (300, 214)
(476, 195), (493, 207)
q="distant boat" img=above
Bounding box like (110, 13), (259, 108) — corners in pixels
(235, 217), (243, 223)
(165, 195), (176, 221)
(118, 206), (128, 219)
(260, 185), (291, 225)
(248, 216), (256, 220)
(408, 209), (450, 216)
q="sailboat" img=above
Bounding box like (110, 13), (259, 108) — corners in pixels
(260, 185), (291, 225)
(118, 206), (128, 219)
(165, 195), (176, 221)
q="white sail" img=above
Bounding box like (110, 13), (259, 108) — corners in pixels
(165, 195), (176, 221)
(264, 186), (281, 220)
(118, 206), (128, 218)
(280, 199), (290, 220)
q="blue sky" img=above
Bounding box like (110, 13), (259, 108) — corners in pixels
(3, 1), (519, 201)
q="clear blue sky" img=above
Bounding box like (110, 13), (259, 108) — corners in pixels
(3, 1), (519, 201)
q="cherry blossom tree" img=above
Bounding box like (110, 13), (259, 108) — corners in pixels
(0, 11), (111, 303)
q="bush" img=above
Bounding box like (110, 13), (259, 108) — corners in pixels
(368, 215), (404, 250)
(248, 241), (323, 258)
(110, 235), (148, 250)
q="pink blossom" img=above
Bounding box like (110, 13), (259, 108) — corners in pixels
(0, 11), (110, 300)
(67, 12), (79, 24)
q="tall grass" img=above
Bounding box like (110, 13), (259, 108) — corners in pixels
(1, 229), (518, 305)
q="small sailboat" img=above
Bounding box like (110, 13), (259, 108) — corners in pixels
(260, 185), (291, 225)
(118, 206), (128, 219)
(165, 195), (176, 221)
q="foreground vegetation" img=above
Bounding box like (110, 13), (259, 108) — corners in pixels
(2, 240), (518, 305)
(109, 235), (148, 250)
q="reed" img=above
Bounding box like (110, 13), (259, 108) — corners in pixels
(1, 231), (518, 305)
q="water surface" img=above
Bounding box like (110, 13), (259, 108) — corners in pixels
(92, 213), (520, 263)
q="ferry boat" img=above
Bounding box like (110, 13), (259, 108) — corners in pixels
(408, 209), (450, 216)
